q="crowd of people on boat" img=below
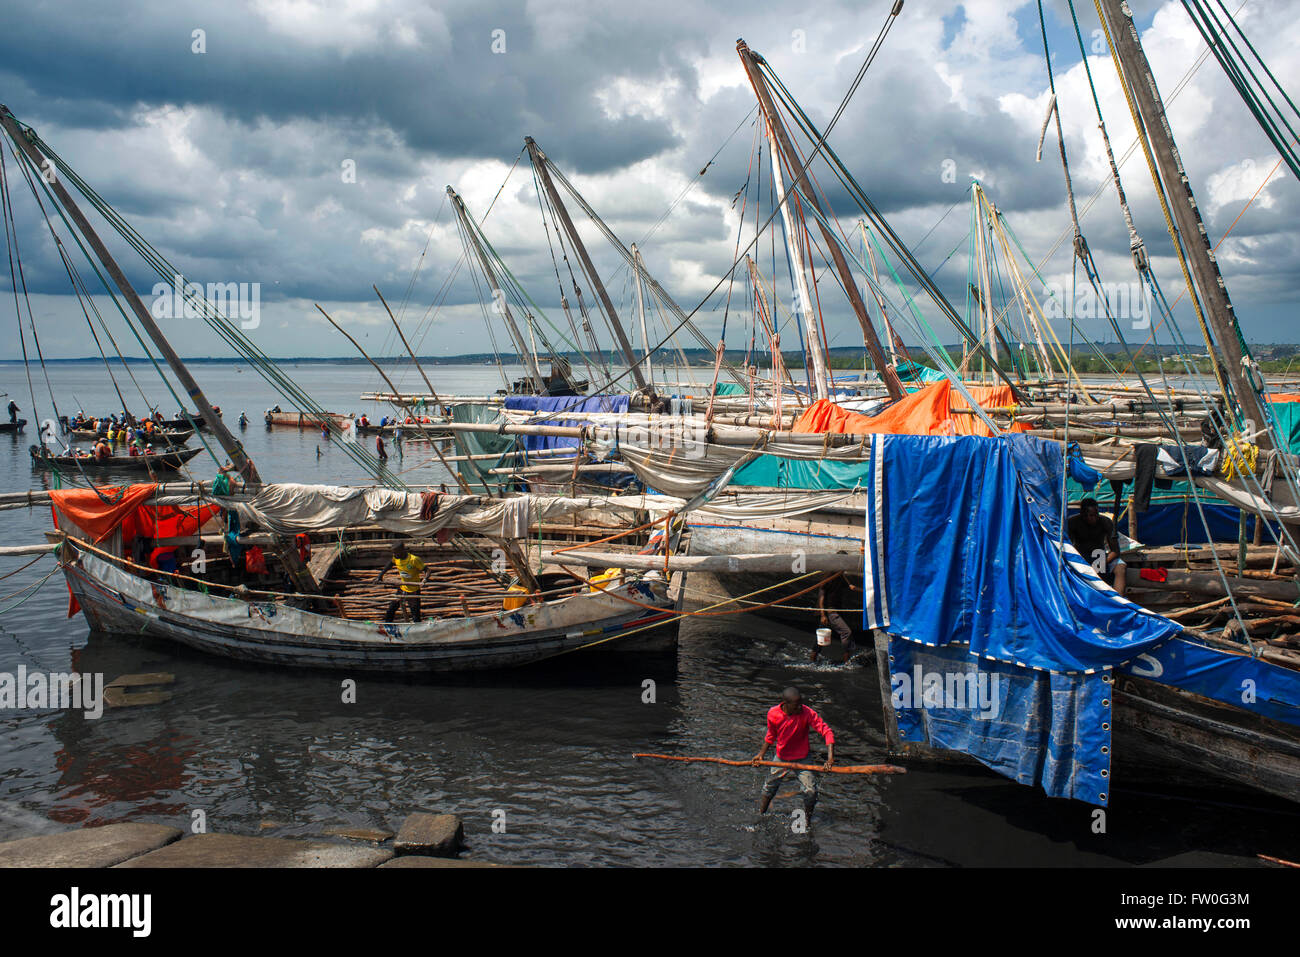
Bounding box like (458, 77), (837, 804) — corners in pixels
(67, 436), (159, 460)
(66, 409), (201, 435)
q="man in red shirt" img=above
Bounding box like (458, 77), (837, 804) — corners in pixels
(753, 686), (835, 817)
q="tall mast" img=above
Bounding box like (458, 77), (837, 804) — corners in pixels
(1095, 0), (1269, 444)
(762, 114), (829, 401)
(525, 137), (650, 394)
(630, 243), (655, 393)
(736, 39), (905, 402)
(859, 220), (902, 366)
(446, 186), (546, 394)
(0, 107), (256, 477)
(0, 106), (321, 593)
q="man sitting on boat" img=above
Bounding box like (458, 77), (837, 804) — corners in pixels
(1067, 497), (1127, 598)
(93, 439), (112, 462)
(754, 686), (835, 819)
(376, 543), (428, 622)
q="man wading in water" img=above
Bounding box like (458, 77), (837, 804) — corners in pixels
(753, 687), (835, 818)
(815, 568), (862, 664)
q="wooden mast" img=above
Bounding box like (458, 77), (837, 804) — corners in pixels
(446, 186), (546, 394)
(1095, 0), (1270, 447)
(761, 110), (829, 401)
(0, 105), (320, 592)
(736, 39), (906, 402)
(630, 243), (655, 394)
(525, 137), (651, 395)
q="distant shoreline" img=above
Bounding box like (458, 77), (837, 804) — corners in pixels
(3, 343), (1296, 367)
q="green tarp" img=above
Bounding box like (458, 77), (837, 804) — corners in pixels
(450, 404), (518, 494)
(713, 382), (746, 396)
(732, 453), (871, 490)
(1270, 400), (1300, 456)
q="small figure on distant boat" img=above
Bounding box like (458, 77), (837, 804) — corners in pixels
(376, 542), (426, 623)
(754, 686), (835, 818)
(7, 400), (19, 424)
(1068, 497), (1127, 598)
(814, 568), (862, 664)
(321, 424), (329, 440)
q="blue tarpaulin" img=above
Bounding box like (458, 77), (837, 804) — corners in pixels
(863, 433), (1183, 804)
(889, 640), (1113, 803)
(1120, 634), (1300, 727)
(503, 394), (629, 452)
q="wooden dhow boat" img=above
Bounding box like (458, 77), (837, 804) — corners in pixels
(30, 444), (202, 472)
(47, 483), (685, 672)
(65, 426), (194, 443)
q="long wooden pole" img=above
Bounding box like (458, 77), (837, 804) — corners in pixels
(525, 137), (650, 394)
(0, 105), (321, 594)
(446, 186), (546, 394)
(1095, 0), (1269, 446)
(0, 107), (254, 476)
(633, 753), (906, 776)
(316, 305), (476, 497)
(736, 41), (905, 402)
(374, 284), (441, 405)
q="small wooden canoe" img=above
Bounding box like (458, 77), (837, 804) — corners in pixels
(30, 444), (202, 472)
(0, 419), (26, 434)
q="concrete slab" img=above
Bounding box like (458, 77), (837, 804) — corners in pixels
(394, 813), (464, 857)
(323, 826), (393, 843)
(379, 856), (506, 868)
(0, 823), (183, 868)
(106, 672), (175, 689)
(115, 833), (393, 868)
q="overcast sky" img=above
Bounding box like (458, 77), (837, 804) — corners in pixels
(1, 0), (1297, 362)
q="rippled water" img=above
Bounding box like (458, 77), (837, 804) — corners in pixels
(0, 361), (1297, 866)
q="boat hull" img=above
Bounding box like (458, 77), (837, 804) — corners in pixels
(62, 548), (680, 673)
(31, 446), (201, 472)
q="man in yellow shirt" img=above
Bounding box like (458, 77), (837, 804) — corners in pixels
(375, 542), (427, 623)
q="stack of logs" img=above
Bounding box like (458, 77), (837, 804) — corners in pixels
(1123, 543), (1300, 667)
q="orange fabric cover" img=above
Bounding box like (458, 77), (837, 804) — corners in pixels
(50, 484), (159, 543)
(1269, 393), (1300, 404)
(791, 381), (1028, 438)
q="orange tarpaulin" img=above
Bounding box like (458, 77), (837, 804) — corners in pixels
(1269, 393), (1300, 404)
(791, 380), (1029, 438)
(50, 484), (159, 543)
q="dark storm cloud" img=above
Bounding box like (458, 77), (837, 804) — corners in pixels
(0, 0), (1297, 359)
(0, 1), (687, 173)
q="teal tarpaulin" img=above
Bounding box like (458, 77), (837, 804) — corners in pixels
(450, 404), (517, 494)
(1270, 400), (1300, 455)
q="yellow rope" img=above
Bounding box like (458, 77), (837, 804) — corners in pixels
(1221, 433), (1258, 482)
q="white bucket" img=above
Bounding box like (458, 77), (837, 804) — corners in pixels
(816, 627), (833, 647)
